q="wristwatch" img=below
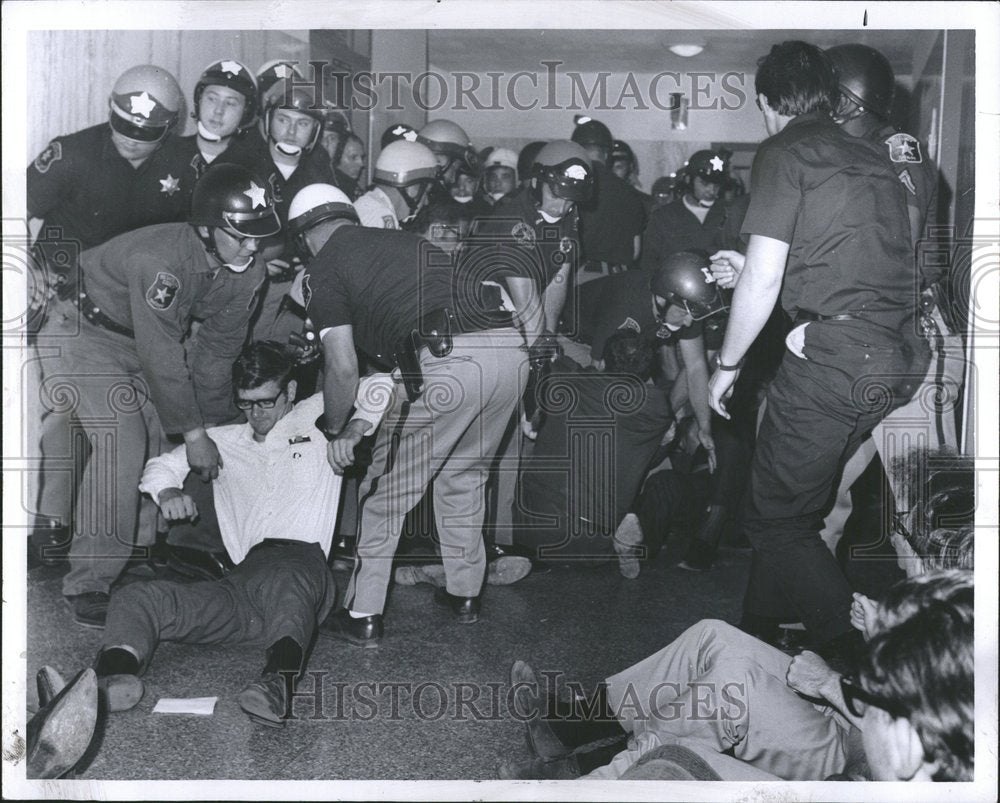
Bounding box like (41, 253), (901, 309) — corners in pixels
(713, 353), (745, 371)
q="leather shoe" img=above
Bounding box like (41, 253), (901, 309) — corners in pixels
(36, 666), (67, 708)
(509, 660), (572, 760)
(318, 608), (383, 648)
(433, 587), (480, 624)
(29, 522), (72, 567)
(486, 544), (532, 585)
(496, 754), (581, 780)
(239, 673), (292, 728)
(99, 674), (145, 713)
(65, 592), (109, 629)
(678, 539), (717, 573)
(166, 545), (234, 581)
(26, 668), (97, 779)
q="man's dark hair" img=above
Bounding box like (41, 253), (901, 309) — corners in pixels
(410, 200), (472, 236)
(603, 330), (654, 380)
(755, 41), (837, 117)
(232, 340), (296, 393)
(859, 570), (974, 781)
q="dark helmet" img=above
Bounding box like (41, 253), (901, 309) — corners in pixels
(826, 44), (895, 120)
(650, 251), (728, 321)
(610, 139), (635, 165)
(380, 122), (418, 149)
(517, 141), (547, 182)
(651, 173), (681, 197)
(261, 77), (324, 152)
(532, 140), (594, 203)
(108, 65), (183, 143)
(685, 150), (729, 184)
(193, 60), (257, 130)
(255, 60), (303, 109)
(189, 163), (281, 238)
(571, 117), (613, 152)
(319, 102), (351, 135)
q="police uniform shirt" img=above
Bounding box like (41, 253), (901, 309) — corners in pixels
(577, 271), (703, 361)
(577, 161), (647, 265)
(78, 223), (266, 433)
(302, 226), (455, 369)
(640, 194), (729, 273)
(153, 133), (244, 222)
(741, 111), (913, 320)
(139, 387), (391, 564)
(353, 187), (400, 230)
(471, 186), (579, 298)
(28, 124), (190, 251)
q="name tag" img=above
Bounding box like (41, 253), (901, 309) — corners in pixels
(289, 435), (311, 445)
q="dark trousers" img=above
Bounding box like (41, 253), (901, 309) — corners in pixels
(102, 540), (336, 664)
(742, 320), (925, 643)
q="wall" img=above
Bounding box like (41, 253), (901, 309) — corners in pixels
(27, 30), (311, 159)
(368, 30), (429, 176)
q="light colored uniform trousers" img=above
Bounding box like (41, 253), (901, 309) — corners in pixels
(345, 329), (527, 614)
(584, 620), (850, 781)
(820, 305), (963, 552)
(41, 299), (167, 596)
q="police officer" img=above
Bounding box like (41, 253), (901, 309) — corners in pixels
(27, 64), (184, 563)
(416, 118), (480, 204)
(707, 42), (927, 658)
(379, 121), (419, 150)
(571, 119), (646, 281)
(477, 147), (520, 210)
(287, 184), (530, 644)
(45, 163), (279, 627)
(353, 140), (439, 229)
(817, 43), (963, 552)
(641, 149), (732, 272)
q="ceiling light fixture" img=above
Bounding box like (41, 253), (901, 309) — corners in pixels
(669, 44), (704, 58)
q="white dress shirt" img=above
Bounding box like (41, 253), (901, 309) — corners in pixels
(139, 377), (394, 564)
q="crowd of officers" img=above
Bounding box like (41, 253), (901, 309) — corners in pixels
(25, 41), (966, 732)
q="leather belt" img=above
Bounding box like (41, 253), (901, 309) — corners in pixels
(254, 538), (312, 549)
(73, 288), (135, 338)
(794, 310), (859, 323)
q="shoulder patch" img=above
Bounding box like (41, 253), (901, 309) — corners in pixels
(617, 316), (641, 334)
(897, 168), (917, 196)
(145, 271), (181, 311)
(885, 132), (922, 164)
(511, 221), (536, 244)
(33, 141), (63, 174)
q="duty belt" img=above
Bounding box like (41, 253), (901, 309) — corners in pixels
(794, 310), (859, 323)
(73, 287), (135, 338)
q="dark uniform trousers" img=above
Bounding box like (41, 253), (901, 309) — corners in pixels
(102, 541), (335, 663)
(742, 318), (926, 643)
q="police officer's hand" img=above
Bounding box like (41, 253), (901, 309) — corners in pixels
(851, 592), (879, 642)
(709, 250), (745, 289)
(184, 428), (223, 480)
(708, 368), (739, 420)
(156, 487), (198, 521)
(698, 427), (717, 473)
(327, 419), (370, 475)
(266, 257), (302, 280)
(786, 651), (839, 700)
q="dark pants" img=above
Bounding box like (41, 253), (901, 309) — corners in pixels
(102, 540), (336, 663)
(742, 320), (926, 643)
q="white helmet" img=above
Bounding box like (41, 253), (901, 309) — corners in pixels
(484, 147), (519, 173)
(288, 184), (359, 239)
(374, 140), (439, 188)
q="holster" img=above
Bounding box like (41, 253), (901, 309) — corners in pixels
(394, 330), (425, 403)
(394, 308), (457, 403)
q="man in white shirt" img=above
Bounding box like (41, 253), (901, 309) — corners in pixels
(92, 341), (393, 727)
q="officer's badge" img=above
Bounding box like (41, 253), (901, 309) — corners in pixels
(382, 216), (395, 228)
(34, 141), (62, 174)
(159, 174), (180, 196)
(559, 237), (573, 254)
(885, 132), (922, 164)
(511, 221), (536, 244)
(897, 168), (917, 196)
(617, 316), (641, 334)
(146, 271), (180, 311)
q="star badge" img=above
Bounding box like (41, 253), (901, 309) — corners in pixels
(709, 155), (725, 172)
(274, 64), (292, 79)
(244, 181), (267, 208)
(402, 129), (418, 142)
(159, 174), (180, 196)
(219, 60), (243, 77)
(130, 91), (157, 118)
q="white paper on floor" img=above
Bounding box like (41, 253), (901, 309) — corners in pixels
(152, 697), (217, 715)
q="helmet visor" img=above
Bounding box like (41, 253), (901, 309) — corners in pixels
(223, 209), (282, 239)
(546, 172), (593, 203)
(672, 289), (729, 321)
(109, 111), (169, 143)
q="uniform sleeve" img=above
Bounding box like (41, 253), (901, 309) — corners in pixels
(304, 265), (354, 332)
(640, 209), (666, 272)
(352, 372), (396, 431)
(187, 267), (265, 426)
(741, 142), (801, 244)
(27, 138), (73, 220)
(126, 252), (204, 435)
(137, 442), (191, 501)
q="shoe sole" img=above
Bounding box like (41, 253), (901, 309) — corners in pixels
(318, 627), (381, 648)
(613, 514), (643, 579)
(677, 560), (711, 573)
(64, 598), (107, 630)
(394, 564), (446, 587)
(487, 556), (532, 586)
(28, 668), (98, 779)
(100, 674), (144, 713)
(238, 687), (286, 728)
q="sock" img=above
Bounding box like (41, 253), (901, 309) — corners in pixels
(95, 646), (140, 677)
(262, 636), (303, 678)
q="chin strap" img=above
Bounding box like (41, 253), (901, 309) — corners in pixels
(197, 121), (225, 143)
(274, 140), (303, 157)
(196, 228), (254, 273)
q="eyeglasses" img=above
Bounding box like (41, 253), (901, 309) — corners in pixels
(839, 675), (904, 719)
(235, 390), (284, 411)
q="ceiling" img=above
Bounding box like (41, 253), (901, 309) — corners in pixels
(428, 29), (928, 75)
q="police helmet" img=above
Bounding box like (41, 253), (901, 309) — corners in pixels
(380, 122), (419, 149)
(684, 150), (729, 184)
(193, 60), (257, 130)
(571, 117), (613, 153)
(255, 60), (303, 108)
(484, 147), (519, 174)
(373, 140), (440, 188)
(417, 119), (479, 174)
(651, 251), (728, 321)
(532, 140), (594, 203)
(261, 77), (324, 152)
(288, 184), (359, 238)
(190, 163), (281, 239)
(108, 65), (183, 142)
(826, 44), (895, 120)
(517, 141), (547, 183)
